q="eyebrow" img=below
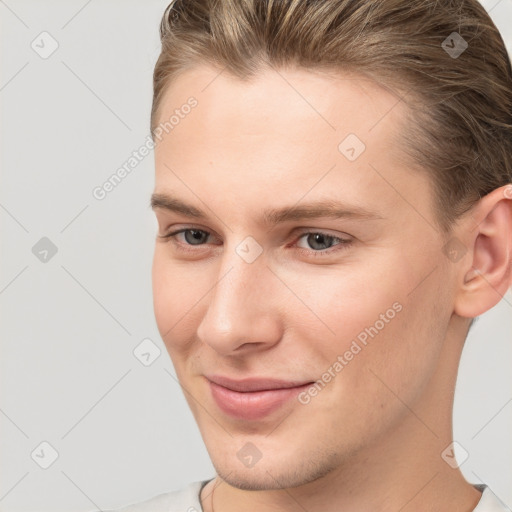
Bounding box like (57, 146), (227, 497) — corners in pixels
(150, 192), (383, 227)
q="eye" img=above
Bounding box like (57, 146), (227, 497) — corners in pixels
(159, 228), (216, 248)
(174, 229), (210, 245)
(297, 232), (340, 251)
(158, 228), (352, 258)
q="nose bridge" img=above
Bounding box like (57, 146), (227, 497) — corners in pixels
(196, 239), (280, 354)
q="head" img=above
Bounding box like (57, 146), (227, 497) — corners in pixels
(150, 0), (512, 491)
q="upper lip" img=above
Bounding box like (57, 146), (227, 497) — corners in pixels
(206, 375), (314, 392)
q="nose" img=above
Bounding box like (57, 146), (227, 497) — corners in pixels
(196, 242), (283, 356)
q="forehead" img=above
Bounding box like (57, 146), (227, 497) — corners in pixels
(153, 64), (425, 226)
(156, 63), (407, 145)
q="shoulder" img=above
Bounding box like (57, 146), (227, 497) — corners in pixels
(473, 485), (510, 512)
(102, 479), (211, 512)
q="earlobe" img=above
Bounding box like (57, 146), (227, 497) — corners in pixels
(454, 184), (512, 318)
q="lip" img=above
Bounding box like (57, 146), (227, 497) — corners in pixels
(206, 375), (314, 421)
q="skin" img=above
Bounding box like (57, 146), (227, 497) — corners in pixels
(151, 63), (512, 512)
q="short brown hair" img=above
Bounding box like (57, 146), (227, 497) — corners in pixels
(151, 0), (512, 234)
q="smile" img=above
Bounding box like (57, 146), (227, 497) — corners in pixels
(206, 376), (314, 421)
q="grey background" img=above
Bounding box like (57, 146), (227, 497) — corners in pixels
(1, 1), (511, 510)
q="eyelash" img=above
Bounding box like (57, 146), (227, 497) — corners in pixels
(158, 228), (352, 258)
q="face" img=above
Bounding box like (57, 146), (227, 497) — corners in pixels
(151, 64), (457, 490)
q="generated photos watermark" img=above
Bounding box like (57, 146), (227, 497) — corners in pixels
(92, 96), (198, 201)
(298, 301), (403, 405)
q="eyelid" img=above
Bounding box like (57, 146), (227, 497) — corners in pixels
(293, 227), (351, 241)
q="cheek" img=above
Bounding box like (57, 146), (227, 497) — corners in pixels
(302, 285), (446, 446)
(316, 246), (440, 349)
(152, 250), (203, 350)
(288, 259), (406, 355)
(302, 250), (448, 397)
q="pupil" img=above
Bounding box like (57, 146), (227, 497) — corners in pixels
(186, 230), (205, 245)
(309, 233), (331, 250)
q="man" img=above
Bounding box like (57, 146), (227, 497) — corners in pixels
(107, 0), (512, 510)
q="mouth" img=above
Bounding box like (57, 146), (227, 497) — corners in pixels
(206, 375), (315, 421)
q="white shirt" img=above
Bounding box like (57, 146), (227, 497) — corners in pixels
(103, 480), (510, 512)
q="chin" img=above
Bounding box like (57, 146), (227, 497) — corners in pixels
(210, 446), (341, 491)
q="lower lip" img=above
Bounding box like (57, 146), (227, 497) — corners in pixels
(208, 381), (312, 421)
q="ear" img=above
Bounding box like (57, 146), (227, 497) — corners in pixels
(453, 184), (512, 318)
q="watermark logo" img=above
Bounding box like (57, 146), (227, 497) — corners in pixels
(338, 133), (366, 161)
(31, 441), (59, 469)
(133, 338), (161, 367)
(32, 237), (58, 263)
(235, 236), (263, 264)
(442, 237), (467, 263)
(442, 32), (468, 59)
(441, 441), (469, 468)
(31, 31), (59, 59)
(237, 442), (262, 468)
